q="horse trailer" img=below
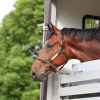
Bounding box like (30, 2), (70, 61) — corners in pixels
(40, 0), (100, 100)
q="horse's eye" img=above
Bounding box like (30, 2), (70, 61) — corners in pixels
(46, 43), (54, 48)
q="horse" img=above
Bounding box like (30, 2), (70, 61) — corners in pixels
(32, 23), (100, 81)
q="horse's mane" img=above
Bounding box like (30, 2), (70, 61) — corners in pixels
(61, 28), (100, 41)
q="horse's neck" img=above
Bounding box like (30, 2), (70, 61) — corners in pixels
(63, 38), (100, 61)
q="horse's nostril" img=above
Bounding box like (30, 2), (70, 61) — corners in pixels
(32, 72), (36, 76)
(32, 72), (36, 80)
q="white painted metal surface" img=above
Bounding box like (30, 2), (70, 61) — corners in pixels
(56, 0), (100, 29)
(47, 59), (100, 100)
(60, 71), (100, 84)
(59, 59), (81, 74)
(60, 83), (100, 96)
(51, 0), (100, 29)
(64, 97), (100, 100)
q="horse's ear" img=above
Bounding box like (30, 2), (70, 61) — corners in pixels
(46, 23), (54, 40)
(47, 23), (59, 34)
(46, 23), (62, 40)
(47, 23), (54, 32)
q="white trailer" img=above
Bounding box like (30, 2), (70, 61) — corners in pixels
(40, 0), (100, 100)
(47, 59), (100, 100)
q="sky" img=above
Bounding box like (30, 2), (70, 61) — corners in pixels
(0, 0), (16, 23)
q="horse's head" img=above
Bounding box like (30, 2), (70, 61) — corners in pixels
(32, 23), (67, 81)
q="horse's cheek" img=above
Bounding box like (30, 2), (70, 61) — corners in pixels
(52, 54), (66, 65)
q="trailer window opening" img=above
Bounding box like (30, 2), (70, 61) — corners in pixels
(82, 15), (100, 29)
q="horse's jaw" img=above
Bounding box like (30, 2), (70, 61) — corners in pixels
(32, 72), (48, 81)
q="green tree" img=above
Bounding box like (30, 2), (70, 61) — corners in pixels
(0, 0), (43, 100)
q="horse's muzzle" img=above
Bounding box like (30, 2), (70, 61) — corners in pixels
(32, 73), (47, 81)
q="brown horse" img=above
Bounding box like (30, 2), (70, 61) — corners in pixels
(32, 23), (100, 81)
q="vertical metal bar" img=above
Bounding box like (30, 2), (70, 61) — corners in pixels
(82, 15), (86, 29)
(40, 80), (48, 100)
(99, 20), (100, 28)
(40, 0), (51, 100)
(44, 0), (51, 24)
(43, 0), (51, 44)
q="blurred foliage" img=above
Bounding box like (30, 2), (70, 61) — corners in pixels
(0, 0), (43, 100)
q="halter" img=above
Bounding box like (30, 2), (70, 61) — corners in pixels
(33, 32), (67, 72)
